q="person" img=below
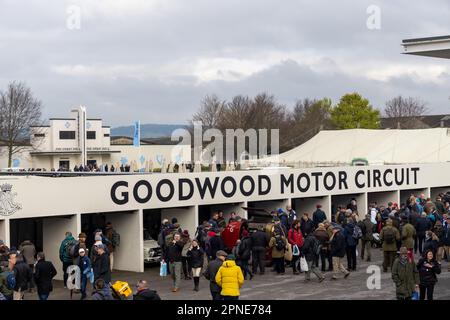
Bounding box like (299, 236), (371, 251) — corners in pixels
(204, 250), (227, 300)
(0, 266), (13, 300)
(269, 231), (287, 275)
(251, 226), (269, 275)
(215, 254), (244, 301)
(415, 212), (432, 255)
(75, 248), (91, 300)
(312, 204), (327, 228)
(286, 205), (297, 227)
(343, 218), (358, 271)
(380, 219), (401, 272)
(186, 239), (204, 292)
(11, 253), (32, 300)
(105, 222), (118, 272)
(416, 249), (441, 300)
(91, 278), (114, 300)
(166, 233), (183, 292)
(392, 247), (420, 300)
(92, 244), (111, 285)
(330, 226), (350, 280)
(359, 214), (373, 262)
(313, 223), (331, 272)
(422, 231), (439, 257)
(217, 211), (227, 230)
(234, 232), (253, 280)
(209, 212), (220, 231)
(133, 280), (161, 300)
(441, 217), (450, 270)
(208, 230), (225, 261)
(59, 232), (77, 287)
(288, 220), (304, 274)
(73, 233), (88, 259)
(347, 199), (357, 213)
(401, 216), (417, 262)
(0, 240), (10, 270)
(278, 208), (289, 232)
(302, 232), (325, 282)
(19, 239), (36, 293)
(300, 213), (315, 236)
(181, 230), (192, 280)
(33, 252), (57, 300)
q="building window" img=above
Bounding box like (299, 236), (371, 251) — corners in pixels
(59, 131), (75, 140)
(104, 133), (110, 137)
(87, 131), (96, 139)
(34, 133), (45, 138)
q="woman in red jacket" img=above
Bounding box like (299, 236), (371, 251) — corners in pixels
(288, 220), (304, 274)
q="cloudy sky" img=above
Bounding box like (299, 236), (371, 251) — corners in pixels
(0, 0), (449, 126)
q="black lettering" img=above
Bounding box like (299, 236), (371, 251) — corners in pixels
(156, 179), (175, 202)
(297, 173), (310, 193)
(323, 172), (336, 191)
(338, 171), (348, 190)
(383, 169), (393, 187)
(311, 172), (322, 192)
(258, 175), (271, 195)
(411, 167), (419, 185)
(133, 180), (152, 204)
(240, 175), (255, 197)
(179, 179), (194, 201)
(373, 170), (382, 187)
(111, 181), (129, 205)
(367, 169), (371, 188)
(355, 170), (365, 188)
(406, 168), (410, 185)
(195, 177), (220, 199)
(281, 174), (294, 194)
(395, 168), (404, 185)
(221, 177), (237, 198)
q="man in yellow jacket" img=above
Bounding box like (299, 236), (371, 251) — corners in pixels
(215, 254), (244, 300)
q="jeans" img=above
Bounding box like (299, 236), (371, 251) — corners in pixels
(238, 260), (252, 278)
(346, 245), (357, 270)
(251, 248), (266, 274)
(62, 261), (72, 287)
(415, 236), (425, 255)
(80, 275), (88, 298)
(182, 257), (191, 278)
(318, 250), (331, 271)
(419, 284), (434, 300)
(169, 261), (182, 289)
(305, 260), (324, 281)
(38, 293), (49, 300)
(360, 240), (371, 261)
(211, 291), (222, 300)
(272, 257), (285, 274)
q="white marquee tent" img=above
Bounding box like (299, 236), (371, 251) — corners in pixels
(257, 128), (450, 166)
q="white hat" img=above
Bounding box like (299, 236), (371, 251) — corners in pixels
(79, 248), (85, 253)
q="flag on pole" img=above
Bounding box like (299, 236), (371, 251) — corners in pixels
(133, 121), (140, 147)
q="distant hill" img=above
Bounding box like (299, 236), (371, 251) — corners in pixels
(111, 123), (187, 138)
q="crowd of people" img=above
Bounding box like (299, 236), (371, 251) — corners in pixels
(1, 192), (450, 301)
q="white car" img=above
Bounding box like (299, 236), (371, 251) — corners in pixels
(143, 230), (162, 264)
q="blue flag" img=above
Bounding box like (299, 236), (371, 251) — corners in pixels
(133, 121), (140, 147)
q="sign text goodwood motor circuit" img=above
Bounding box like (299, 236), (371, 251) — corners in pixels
(111, 167), (420, 205)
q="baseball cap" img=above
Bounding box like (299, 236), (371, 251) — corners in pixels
(216, 250), (227, 258)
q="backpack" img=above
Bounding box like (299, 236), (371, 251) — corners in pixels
(65, 239), (77, 258)
(312, 237), (322, 256)
(275, 237), (285, 251)
(6, 271), (16, 290)
(358, 221), (367, 236)
(111, 230), (121, 248)
(352, 225), (363, 240)
(157, 230), (165, 247)
(383, 228), (396, 244)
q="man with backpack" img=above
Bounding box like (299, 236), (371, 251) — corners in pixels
(269, 230), (287, 275)
(380, 219), (401, 272)
(344, 218), (360, 271)
(59, 232), (77, 287)
(359, 214), (374, 262)
(330, 226), (350, 280)
(105, 222), (120, 272)
(11, 253), (32, 300)
(302, 232), (325, 282)
(0, 265), (14, 300)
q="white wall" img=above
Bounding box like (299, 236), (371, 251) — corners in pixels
(43, 215), (80, 281)
(161, 206), (197, 237)
(105, 210), (144, 273)
(0, 219), (10, 247)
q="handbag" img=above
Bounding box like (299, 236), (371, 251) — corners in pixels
(300, 256), (309, 272)
(160, 261), (168, 277)
(284, 244), (293, 262)
(292, 244), (300, 256)
(411, 290), (419, 300)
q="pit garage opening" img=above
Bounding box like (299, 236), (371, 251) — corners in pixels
(431, 187), (450, 200)
(198, 202), (247, 226)
(331, 193), (367, 221)
(247, 199), (290, 218)
(368, 190), (399, 209)
(10, 215), (79, 280)
(81, 210), (143, 273)
(292, 196), (331, 221)
(400, 188), (429, 205)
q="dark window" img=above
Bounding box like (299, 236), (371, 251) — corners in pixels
(34, 133), (45, 138)
(59, 131), (75, 140)
(87, 131), (96, 139)
(104, 133), (110, 137)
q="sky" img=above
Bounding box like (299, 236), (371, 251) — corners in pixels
(0, 0), (449, 126)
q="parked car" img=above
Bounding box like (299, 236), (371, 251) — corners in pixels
(143, 229), (162, 265)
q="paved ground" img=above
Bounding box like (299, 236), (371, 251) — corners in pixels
(23, 248), (450, 300)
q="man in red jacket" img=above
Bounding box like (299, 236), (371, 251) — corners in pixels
(288, 220), (304, 274)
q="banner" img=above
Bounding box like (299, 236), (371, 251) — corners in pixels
(133, 121), (140, 147)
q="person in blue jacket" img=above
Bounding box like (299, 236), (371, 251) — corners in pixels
(75, 248), (92, 300)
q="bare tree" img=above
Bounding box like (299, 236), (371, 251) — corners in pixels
(384, 96), (428, 118)
(0, 82), (42, 167)
(191, 94), (226, 129)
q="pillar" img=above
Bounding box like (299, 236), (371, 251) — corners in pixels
(0, 219), (10, 247)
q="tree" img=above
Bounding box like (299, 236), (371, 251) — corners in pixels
(0, 81), (42, 167)
(330, 93), (380, 129)
(191, 94), (226, 129)
(384, 96), (428, 129)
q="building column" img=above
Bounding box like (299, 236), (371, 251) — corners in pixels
(0, 219), (10, 248)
